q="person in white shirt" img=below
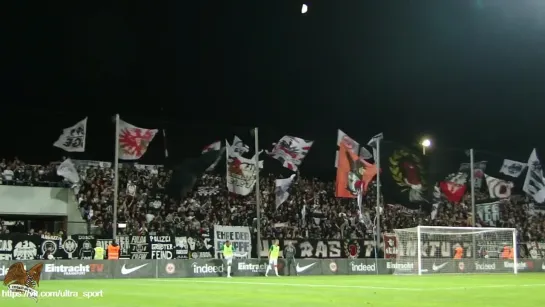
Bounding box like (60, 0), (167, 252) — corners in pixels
(2, 167), (14, 182)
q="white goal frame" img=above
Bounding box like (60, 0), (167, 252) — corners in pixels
(396, 226), (518, 275)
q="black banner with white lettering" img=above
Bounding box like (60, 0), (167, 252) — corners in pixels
(41, 235), (64, 259)
(0, 234), (41, 260)
(1, 233), (542, 260)
(254, 238), (537, 259)
(128, 236), (150, 259)
(174, 236), (214, 259)
(253, 239), (378, 259)
(150, 236), (174, 259)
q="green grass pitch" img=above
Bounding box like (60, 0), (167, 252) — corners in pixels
(1, 274), (544, 306)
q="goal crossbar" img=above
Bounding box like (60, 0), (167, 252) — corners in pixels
(415, 226), (516, 231)
(392, 226), (518, 275)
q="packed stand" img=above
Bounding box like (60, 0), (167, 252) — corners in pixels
(2, 158), (545, 245)
(0, 157), (68, 187)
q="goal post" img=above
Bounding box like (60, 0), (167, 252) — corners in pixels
(392, 226), (518, 275)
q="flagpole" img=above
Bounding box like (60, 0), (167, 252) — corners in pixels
(162, 129), (169, 158)
(375, 135), (383, 274)
(254, 128), (262, 259)
(113, 114), (120, 241)
(470, 148), (476, 259)
(470, 148), (476, 227)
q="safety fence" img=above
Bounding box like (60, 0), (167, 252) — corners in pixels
(0, 258), (544, 280)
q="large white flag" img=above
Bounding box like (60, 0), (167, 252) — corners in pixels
(499, 159), (527, 178)
(228, 136), (249, 157)
(118, 119), (158, 160)
(485, 174), (513, 199)
(57, 159), (80, 193)
(53, 118), (87, 152)
(335, 130), (359, 167)
(275, 174), (296, 209)
(523, 149), (545, 203)
(226, 140), (262, 196)
(57, 159), (79, 184)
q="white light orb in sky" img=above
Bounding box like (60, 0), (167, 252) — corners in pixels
(301, 4), (308, 14)
(421, 139), (431, 148)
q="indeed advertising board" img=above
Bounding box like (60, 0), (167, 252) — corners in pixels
(0, 259), (542, 280)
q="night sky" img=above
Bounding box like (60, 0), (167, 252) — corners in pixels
(2, 1), (545, 179)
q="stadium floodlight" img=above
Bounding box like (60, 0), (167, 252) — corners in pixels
(392, 226), (518, 275)
(421, 139), (431, 155)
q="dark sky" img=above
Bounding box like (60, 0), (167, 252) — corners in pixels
(2, 1), (545, 179)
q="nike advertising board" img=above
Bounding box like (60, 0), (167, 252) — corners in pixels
(293, 260), (322, 275)
(0, 258), (543, 281)
(113, 260), (155, 278)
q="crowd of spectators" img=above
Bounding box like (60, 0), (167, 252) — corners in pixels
(1, 157), (545, 245)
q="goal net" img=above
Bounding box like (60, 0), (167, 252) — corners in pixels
(392, 226), (518, 275)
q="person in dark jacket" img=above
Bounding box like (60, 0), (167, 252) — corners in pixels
(284, 242), (297, 276)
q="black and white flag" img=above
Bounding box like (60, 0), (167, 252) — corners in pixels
(275, 174), (296, 209)
(485, 174), (513, 199)
(523, 149), (545, 203)
(56, 159), (80, 193)
(499, 159), (527, 178)
(53, 118), (87, 152)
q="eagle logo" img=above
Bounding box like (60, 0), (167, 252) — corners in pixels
(3, 262), (43, 301)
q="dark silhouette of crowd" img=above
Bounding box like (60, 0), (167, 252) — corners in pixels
(1, 157), (545, 246)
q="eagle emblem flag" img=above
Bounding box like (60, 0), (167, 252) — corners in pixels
(3, 262), (43, 301)
(118, 119), (158, 160)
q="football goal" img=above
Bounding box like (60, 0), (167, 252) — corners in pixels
(392, 226), (518, 275)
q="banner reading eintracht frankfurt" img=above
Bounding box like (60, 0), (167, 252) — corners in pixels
(53, 118), (87, 152)
(267, 135), (313, 171)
